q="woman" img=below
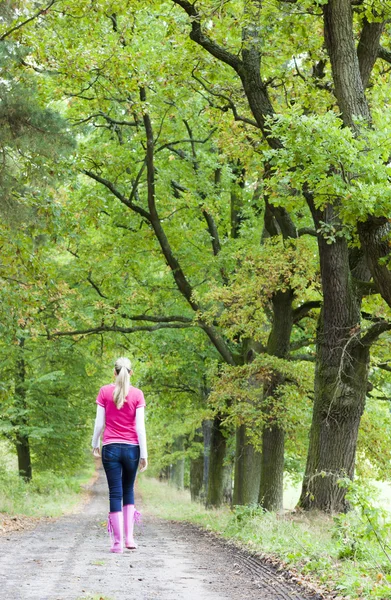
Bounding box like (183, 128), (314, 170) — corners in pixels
(91, 357), (147, 553)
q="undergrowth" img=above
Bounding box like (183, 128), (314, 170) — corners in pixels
(138, 476), (391, 600)
(0, 458), (95, 517)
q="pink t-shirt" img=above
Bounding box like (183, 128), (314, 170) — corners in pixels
(96, 384), (146, 446)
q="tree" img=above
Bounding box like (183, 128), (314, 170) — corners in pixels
(168, 0), (391, 512)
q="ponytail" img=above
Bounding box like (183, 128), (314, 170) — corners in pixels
(113, 357), (131, 409)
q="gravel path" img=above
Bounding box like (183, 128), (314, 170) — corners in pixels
(0, 471), (321, 600)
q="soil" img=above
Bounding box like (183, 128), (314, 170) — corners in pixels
(0, 470), (325, 600)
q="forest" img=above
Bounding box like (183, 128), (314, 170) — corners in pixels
(1, 1), (391, 595)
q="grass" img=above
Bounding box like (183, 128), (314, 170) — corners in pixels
(138, 476), (391, 600)
(0, 441), (95, 518)
(0, 466), (95, 517)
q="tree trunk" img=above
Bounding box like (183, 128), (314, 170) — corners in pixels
(299, 308), (369, 511)
(15, 434), (32, 482)
(190, 428), (204, 501)
(206, 415), (227, 507)
(170, 436), (185, 489)
(259, 425), (284, 510)
(258, 289), (294, 511)
(299, 206), (369, 511)
(202, 419), (213, 493)
(323, 0), (371, 127)
(14, 337), (32, 482)
(233, 424), (262, 505)
(222, 460), (233, 505)
(159, 466), (170, 481)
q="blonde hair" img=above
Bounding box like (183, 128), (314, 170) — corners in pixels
(113, 357), (131, 409)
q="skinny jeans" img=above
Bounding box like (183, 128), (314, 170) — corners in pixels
(101, 443), (140, 512)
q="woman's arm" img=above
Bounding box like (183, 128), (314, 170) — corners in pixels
(136, 406), (148, 471)
(91, 404), (105, 451)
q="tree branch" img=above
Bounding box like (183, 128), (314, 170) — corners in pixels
(0, 1), (57, 40)
(289, 337), (316, 351)
(49, 322), (195, 338)
(191, 71), (259, 128)
(82, 169), (151, 221)
(172, 1), (243, 71)
(139, 87), (235, 365)
(378, 46), (391, 65)
(353, 279), (379, 296)
(87, 275), (108, 299)
(357, 18), (385, 89)
(298, 227), (318, 237)
(119, 314), (193, 323)
(287, 353), (316, 362)
(361, 320), (391, 347)
(293, 301), (322, 323)
(357, 216), (391, 309)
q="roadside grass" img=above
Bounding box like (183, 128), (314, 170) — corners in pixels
(138, 476), (391, 600)
(0, 442), (95, 518)
(0, 465), (95, 517)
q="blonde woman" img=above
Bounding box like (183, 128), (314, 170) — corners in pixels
(91, 357), (147, 553)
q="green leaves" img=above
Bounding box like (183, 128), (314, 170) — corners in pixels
(265, 110), (391, 230)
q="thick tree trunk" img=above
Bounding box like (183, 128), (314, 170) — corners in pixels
(259, 425), (284, 510)
(233, 424), (262, 505)
(206, 415), (227, 507)
(323, 0), (371, 127)
(170, 436), (185, 489)
(259, 289), (294, 511)
(190, 428), (204, 501)
(299, 308), (369, 511)
(299, 207), (369, 511)
(299, 352), (368, 512)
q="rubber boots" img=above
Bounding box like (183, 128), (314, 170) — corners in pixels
(123, 504), (140, 549)
(107, 511), (123, 553)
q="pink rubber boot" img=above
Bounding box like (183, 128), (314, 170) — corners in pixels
(107, 511), (123, 553)
(123, 504), (141, 549)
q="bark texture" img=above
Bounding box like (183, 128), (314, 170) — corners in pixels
(206, 415), (227, 507)
(170, 436), (185, 489)
(259, 289), (294, 511)
(14, 338), (32, 481)
(233, 424), (262, 505)
(190, 428), (204, 501)
(299, 205), (370, 511)
(323, 0), (370, 127)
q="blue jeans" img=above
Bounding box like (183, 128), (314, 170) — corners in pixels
(102, 443), (140, 512)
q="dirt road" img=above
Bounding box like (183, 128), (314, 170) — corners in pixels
(0, 471), (321, 600)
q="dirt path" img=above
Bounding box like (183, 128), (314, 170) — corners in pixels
(0, 471), (322, 600)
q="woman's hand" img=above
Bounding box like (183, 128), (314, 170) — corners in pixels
(139, 458), (148, 472)
(92, 447), (101, 458)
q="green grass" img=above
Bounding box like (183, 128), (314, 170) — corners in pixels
(0, 465), (95, 517)
(0, 441), (95, 517)
(138, 476), (391, 600)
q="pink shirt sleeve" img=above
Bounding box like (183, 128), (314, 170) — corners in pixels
(96, 387), (106, 408)
(136, 390), (146, 409)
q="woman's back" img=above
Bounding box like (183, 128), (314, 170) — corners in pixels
(96, 384), (146, 446)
